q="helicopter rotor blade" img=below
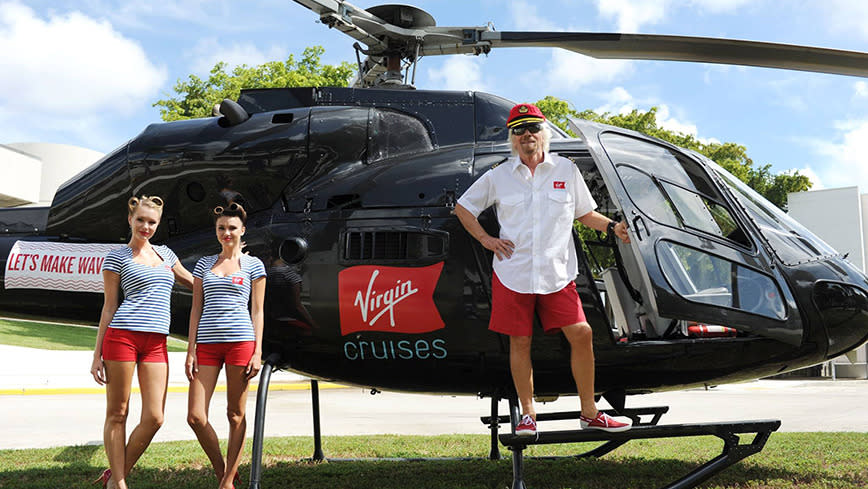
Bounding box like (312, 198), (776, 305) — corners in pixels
(293, 1), (868, 80)
(294, 0), (387, 51)
(470, 31), (868, 79)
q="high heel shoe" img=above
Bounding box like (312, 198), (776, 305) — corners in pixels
(216, 470), (241, 489)
(93, 468), (111, 488)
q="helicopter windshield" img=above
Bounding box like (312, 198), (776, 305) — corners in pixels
(706, 159), (839, 265)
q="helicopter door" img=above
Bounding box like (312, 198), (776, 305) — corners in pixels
(571, 120), (801, 346)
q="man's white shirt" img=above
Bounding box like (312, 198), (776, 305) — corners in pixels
(457, 152), (596, 294)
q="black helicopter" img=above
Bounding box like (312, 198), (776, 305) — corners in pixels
(2, 1), (868, 488)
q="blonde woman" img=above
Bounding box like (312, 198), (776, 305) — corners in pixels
(186, 202), (266, 489)
(90, 196), (193, 489)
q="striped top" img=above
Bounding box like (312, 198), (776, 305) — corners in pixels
(193, 254), (266, 343)
(102, 245), (178, 334)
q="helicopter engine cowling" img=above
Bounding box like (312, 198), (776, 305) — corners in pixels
(45, 109), (311, 242)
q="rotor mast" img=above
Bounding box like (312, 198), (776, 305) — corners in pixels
(293, 0), (492, 88)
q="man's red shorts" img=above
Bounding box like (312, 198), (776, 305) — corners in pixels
(102, 327), (168, 363)
(489, 273), (586, 336)
(196, 341), (256, 367)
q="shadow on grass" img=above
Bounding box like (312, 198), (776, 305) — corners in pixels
(53, 444), (101, 465)
(0, 456), (862, 489)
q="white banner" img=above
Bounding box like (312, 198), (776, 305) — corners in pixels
(4, 241), (125, 292)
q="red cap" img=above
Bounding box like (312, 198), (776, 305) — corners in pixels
(507, 103), (546, 128)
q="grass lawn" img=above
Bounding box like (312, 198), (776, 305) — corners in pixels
(0, 317), (187, 352)
(0, 433), (864, 488)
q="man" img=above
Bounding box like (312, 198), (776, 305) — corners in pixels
(454, 103), (632, 435)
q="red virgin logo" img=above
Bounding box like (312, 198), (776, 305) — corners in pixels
(553, 181), (565, 189)
(338, 262), (445, 335)
(232, 276), (244, 285)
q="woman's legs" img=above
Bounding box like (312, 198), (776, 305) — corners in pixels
(187, 365), (225, 480)
(122, 361), (168, 478)
(103, 360), (135, 489)
(221, 365), (251, 489)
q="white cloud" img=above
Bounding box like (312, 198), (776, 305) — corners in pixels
(687, 0), (753, 14)
(0, 103), (119, 151)
(855, 81), (868, 98)
(789, 166), (824, 190)
(592, 0), (752, 32)
(814, 0), (868, 40)
(809, 119), (868, 191)
(426, 56), (487, 92)
(595, 0), (666, 32)
(593, 87), (701, 138)
(0, 2), (166, 115)
(765, 76), (823, 112)
(534, 49), (633, 93)
(655, 105), (698, 136)
(93, 0), (227, 31)
(509, 0), (561, 31)
(188, 37), (286, 75)
(594, 86), (636, 114)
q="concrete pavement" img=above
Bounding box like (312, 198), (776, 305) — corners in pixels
(1, 344), (867, 450)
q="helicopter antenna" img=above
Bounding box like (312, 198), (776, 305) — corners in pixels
(294, 0), (868, 89)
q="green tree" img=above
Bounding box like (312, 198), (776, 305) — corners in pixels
(535, 96), (812, 209)
(154, 46), (355, 121)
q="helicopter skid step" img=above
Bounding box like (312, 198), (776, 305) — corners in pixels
(482, 405), (670, 429)
(482, 406), (669, 459)
(499, 414), (781, 489)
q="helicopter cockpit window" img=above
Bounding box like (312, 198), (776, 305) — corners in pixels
(658, 241), (787, 319)
(602, 133), (750, 248)
(367, 109), (433, 164)
(706, 159), (839, 265)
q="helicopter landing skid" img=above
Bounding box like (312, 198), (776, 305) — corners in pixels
(497, 399), (781, 489)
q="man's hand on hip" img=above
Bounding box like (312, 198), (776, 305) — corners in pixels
(481, 236), (515, 260)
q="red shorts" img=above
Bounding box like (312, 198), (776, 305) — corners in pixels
(196, 341), (256, 367)
(102, 327), (168, 363)
(489, 273), (586, 336)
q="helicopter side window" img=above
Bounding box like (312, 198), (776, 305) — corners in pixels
(658, 241), (786, 319)
(367, 109), (433, 164)
(601, 133), (750, 248)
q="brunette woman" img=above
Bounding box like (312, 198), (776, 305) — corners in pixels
(90, 195), (194, 489)
(186, 202), (266, 489)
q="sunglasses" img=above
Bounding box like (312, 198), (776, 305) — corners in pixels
(511, 124), (542, 136)
(213, 202), (244, 215)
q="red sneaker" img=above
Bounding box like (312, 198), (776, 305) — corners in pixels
(515, 414), (537, 436)
(579, 411), (632, 432)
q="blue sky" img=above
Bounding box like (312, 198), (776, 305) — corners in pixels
(2, 0), (867, 193)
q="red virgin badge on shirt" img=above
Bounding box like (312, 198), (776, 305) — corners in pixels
(338, 262), (445, 335)
(553, 181), (565, 189)
(232, 276), (244, 285)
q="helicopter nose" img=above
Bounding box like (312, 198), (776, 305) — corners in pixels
(813, 281), (868, 360)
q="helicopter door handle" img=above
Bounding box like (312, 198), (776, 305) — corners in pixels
(632, 215), (647, 241)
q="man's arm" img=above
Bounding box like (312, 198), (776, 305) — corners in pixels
(576, 210), (631, 244)
(454, 204), (515, 260)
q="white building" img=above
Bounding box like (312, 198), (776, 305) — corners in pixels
(788, 186), (868, 378)
(0, 143), (103, 207)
